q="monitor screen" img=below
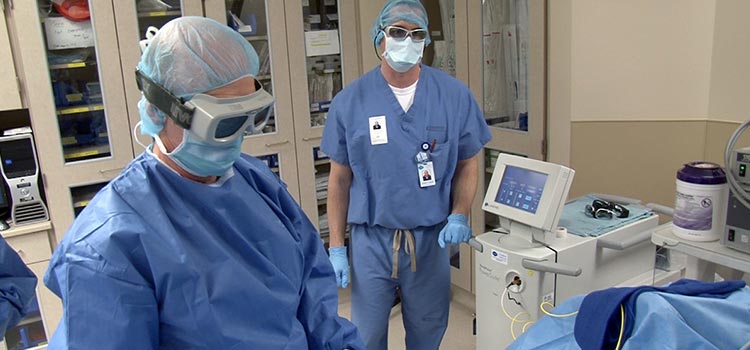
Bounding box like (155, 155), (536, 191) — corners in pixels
(494, 165), (548, 214)
(0, 138), (37, 179)
(483, 154), (574, 232)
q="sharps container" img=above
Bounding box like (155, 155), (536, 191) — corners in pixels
(673, 161), (728, 241)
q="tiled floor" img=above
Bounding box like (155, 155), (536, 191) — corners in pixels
(337, 286), (477, 350)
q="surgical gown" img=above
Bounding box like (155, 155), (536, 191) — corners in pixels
(0, 236), (37, 334)
(44, 152), (364, 350)
(321, 65), (491, 349)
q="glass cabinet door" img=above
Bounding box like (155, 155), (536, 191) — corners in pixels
(205, 0), (301, 199)
(224, 0), (278, 135)
(482, 0), (529, 131)
(473, 0), (544, 158)
(288, 0), (359, 235)
(114, 0), (204, 155)
(471, 0), (545, 256)
(422, 0), (457, 77)
(301, 0), (344, 129)
(71, 182), (108, 217)
(33, 1), (127, 164)
(13, 1), (135, 238)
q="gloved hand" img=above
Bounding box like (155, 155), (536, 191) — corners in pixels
(328, 246), (350, 288)
(438, 213), (472, 248)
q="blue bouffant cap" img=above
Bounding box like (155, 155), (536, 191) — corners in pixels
(136, 16), (259, 135)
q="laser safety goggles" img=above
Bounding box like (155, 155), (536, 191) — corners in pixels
(383, 25), (428, 42)
(135, 69), (275, 146)
(584, 199), (630, 219)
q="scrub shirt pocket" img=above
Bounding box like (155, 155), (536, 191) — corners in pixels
(426, 125), (448, 144)
(427, 140), (453, 182)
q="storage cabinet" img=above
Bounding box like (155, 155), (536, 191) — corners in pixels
(205, 0), (303, 199)
(113, 0), (203, 155)
(2, 222), (61, 350)
(287, 0), (360, 240)
(0, 6), (22, 112)
(11, 1), (136, 240)
(467, 0), (547, 293)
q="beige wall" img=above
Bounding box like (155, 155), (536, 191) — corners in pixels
(547, 0), (750, 208)
(708, 0), (750, 122)
(569, 121), (706, 207)
(547, 0), (573, 165)
(569, 0), (715, 120)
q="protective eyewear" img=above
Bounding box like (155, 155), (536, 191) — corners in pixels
(383, 25), (428, 42)
(135, 70), (275, 145)
(584, 199), (630, 219)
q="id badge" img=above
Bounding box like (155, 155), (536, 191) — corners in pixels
(369, 116), (388, 145)
(418, 161), (436, 188)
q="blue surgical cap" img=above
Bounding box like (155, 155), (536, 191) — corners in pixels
(137, 16), (259, 136)
(370, 0), (431, 47)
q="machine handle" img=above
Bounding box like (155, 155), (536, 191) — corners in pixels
(467, 238), (483, 252)
(597, 229), (653, 251)
(590, 193), (642, 205)
(521, 259), (582, 277)
(646, 203), (674, 216)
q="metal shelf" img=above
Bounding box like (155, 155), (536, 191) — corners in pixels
(63, 144), (111, 161)
(57, 104), (104, 115)
(137, 10), (181, 18)
(49, 61), (96, 70)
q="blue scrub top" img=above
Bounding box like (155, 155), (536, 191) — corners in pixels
(321, 65), (491, 230)
(45, 153), (364, 350)
(0, 236), (37, 334)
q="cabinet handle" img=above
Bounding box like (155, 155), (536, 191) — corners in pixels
(302, 136), (322, 142)
(16, 249), (24, 257)
(99, 167), (124, 175)
(264, 140), (290, 148)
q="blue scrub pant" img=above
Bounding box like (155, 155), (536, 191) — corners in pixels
(350, 224), (451, 350)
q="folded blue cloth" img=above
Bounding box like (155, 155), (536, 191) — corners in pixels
(558, 195), (654, 237)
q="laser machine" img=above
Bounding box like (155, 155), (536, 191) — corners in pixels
(472, 154), (659, 349)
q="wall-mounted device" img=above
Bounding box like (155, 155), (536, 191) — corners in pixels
(0, 133), (49, 225)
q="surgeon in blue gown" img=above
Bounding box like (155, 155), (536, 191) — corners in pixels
(321, 1), (492, 349)
(1, 236), (37, 335)
(44, 17), (364, 350)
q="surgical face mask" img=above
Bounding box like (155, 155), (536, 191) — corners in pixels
(383, 36), (425, 73)
(154, 128), (243, 177)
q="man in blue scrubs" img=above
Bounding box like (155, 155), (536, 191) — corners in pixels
(1, 236), (37, 335)
(45, 17), (363, 350)
(321, 1), (492, 349)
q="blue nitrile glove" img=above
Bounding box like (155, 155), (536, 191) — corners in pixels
(438, 213), (472, 248)
(328, 246), (350, 288)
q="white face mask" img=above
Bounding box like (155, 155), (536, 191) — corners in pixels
(383, 36), (425, 73)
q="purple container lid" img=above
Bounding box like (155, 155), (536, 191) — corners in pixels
(677, 161), (726, 184)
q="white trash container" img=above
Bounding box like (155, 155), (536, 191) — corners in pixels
(673, 161), (728, 242)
